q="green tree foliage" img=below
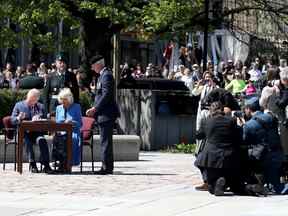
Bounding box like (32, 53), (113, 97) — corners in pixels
(142, 0), (203, 34)
(0, 0), (79, 52)
(0, 0), (146, 52)
(0, 0), (287, 55)
(141, 0), (288, 41)
(0, 0), (203, 51)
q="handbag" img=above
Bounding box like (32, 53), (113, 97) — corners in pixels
(195, 139), (206, 156)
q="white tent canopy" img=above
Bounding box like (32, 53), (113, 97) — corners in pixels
(197, 29), (250, 64)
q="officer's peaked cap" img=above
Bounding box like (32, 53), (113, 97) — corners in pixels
(90, 55), (104, 65)
(56, 52), (66, 62)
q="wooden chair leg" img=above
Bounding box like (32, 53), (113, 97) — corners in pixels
(14, 132), (17, 171)
(3, 144), (7, 170)
(80, 142), (83, 173)
(91, 143), (94, 172)
(14, 143), (17, 171)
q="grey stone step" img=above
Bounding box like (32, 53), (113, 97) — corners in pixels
(0, 134), (140, 162)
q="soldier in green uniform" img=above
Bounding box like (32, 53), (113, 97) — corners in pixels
(43, 53), (79, 114)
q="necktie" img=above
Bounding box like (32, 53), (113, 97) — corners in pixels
(29, 106), (34, 119)
(60, 74), (65, 88)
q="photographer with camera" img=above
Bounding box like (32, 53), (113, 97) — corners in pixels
(243, 97), (288, 195)
(195, 102), (247, 196)
(192, 71), (218, 132)
(192, 71), (218, 191)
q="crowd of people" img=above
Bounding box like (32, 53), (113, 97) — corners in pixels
(120, 40), (288, 198)
(119, 42), (287, 97)
(189, 59), (288, 197)
(111, 52), (288, 197)
(0, 60), (90, 94)
(1, 45), (288, 196)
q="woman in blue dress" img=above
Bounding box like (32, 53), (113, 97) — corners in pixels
(53, 88), (82, 169)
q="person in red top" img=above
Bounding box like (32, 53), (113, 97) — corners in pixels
(162, 40), (174, 68)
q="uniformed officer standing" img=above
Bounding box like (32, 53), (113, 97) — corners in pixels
(86, 55), (120, 175)
(43, 54), (79, 114)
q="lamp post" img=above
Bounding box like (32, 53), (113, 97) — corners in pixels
(203, 0), (209, 72)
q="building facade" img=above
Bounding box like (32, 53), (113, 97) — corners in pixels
(223, 0), (287, 48)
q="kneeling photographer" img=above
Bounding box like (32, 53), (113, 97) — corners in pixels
(195, 102), (245, 196)
(243, 97), (288, 194)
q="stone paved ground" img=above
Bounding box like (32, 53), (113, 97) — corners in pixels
(0, 152), (200, 196)
(0, 152), (288, 216)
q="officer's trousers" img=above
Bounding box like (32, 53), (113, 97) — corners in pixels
(99, 120), (114, 171)
(24, 132), (49, 164)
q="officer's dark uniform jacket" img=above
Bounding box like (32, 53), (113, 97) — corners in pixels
(243, 111), (282, 152)
(93, 67), (120, 172)
(43, 71), (79, 114)
(94, 68), (120, 123)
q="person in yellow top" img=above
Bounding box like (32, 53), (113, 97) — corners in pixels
(225, 71), (246, 95)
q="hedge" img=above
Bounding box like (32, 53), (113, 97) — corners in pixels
(0, 89), (93, 128)
(0, 89), (27, 120)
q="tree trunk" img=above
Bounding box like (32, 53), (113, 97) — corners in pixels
(30, 45), (40, 65)
(79, 18), (113, 77)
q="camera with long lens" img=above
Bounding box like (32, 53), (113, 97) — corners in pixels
(233, 111), (244, 118)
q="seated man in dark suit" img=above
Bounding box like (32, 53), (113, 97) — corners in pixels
(11, 89), (52, 173)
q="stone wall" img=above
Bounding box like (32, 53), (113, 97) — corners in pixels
(0, 135), (140, 163)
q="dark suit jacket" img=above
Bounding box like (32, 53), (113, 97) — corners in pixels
(195, 115), (242, 169)
(11, 101), (46, 140)
(94, 68), (120, 123)
(11, 101), (45, 125)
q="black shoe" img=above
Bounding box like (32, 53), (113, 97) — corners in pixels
(42, 165), (54, 174)
(214, 177), (226, 196)
(245, 184), (267, 197)
(29, 162), (39, 173)
(52, 161), (61, 169)
(55, 163), (66, 173)
(94, 169), (113, 175)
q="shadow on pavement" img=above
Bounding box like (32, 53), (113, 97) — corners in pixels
(47, 171), (177, 176)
